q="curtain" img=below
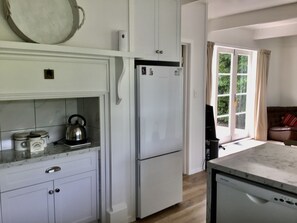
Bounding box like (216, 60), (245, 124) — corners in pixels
(254, 49), (271, 141)
(206, 41), (214, 105)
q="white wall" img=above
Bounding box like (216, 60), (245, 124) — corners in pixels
(277, 36), (297, 106)
(181, 2), (207, 174)
(0, 0), (129, 50)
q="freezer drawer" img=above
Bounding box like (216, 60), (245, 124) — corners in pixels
(216, 174), (297, 223)
(137, 151), (183, 218)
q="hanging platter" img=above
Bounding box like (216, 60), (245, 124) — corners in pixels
(3, 0), (85, 44)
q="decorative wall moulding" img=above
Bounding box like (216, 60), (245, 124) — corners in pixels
(3, 0), (85, 44)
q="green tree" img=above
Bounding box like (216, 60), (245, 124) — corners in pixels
(237, 55), (248, 73)
(219, 54), (231, 73)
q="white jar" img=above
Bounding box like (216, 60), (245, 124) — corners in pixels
(30, 130), (49, 148)
(28, 134), (44, 153)
(13, 132), (29, 151)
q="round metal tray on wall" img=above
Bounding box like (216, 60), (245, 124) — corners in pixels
(3, 0), (85, 44)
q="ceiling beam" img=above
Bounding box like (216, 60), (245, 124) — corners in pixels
(208, 2), (297, 32)
(254, 23), (297, 40)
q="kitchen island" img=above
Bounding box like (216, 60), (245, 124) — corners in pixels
(207, 142), (297, 223)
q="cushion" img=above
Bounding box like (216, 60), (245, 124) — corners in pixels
(282, 113), (297, 127)
(269, 128), (292, 141)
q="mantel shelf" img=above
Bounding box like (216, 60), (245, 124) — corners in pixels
(0, 40), (137, 59)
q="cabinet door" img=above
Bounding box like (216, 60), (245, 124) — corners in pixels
(54, 171), (97, 223)
(1, 182), (55, 223)
(134, 0), (157, 60)
(158, 0), (181, 61)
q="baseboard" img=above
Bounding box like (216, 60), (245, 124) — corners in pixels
(188, 166), (204, 175)
(106, 203), (128, 223)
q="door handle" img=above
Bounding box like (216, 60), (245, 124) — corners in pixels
(45, 166), (61, 173)
(234, 94), (238, 107)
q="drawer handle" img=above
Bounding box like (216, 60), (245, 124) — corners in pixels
(45, 166), (61, 173)
(55, 188), (60, 193)
(48, 190), (54, 195)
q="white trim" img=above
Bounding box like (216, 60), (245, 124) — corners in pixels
(0, 40), (137, 58)
(213, 46), (256, 143)
(99, 95), (108, 223)
(181, 39), (194, 175)
(128, 59), (136, 222)
(0, 91), (107, 101)
(187, 167), (204, 175)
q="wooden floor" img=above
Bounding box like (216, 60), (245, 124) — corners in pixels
(135, 171), (207, 223)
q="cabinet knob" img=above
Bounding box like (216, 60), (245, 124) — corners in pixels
(159, 50), (163, 54)
(48, 190), (54, 195)
(45, 166), (61, 173)
(155, 50), (160, 54)
(55, 188), (60, 193)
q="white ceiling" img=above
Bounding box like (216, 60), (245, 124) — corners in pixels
(208, 0), (297, 19)
(206, 0), (297, 39)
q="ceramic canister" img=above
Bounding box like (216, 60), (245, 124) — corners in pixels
(30, 130), (49, 148)
(28, 134), (44, 153)
(13, 132), (29, 151)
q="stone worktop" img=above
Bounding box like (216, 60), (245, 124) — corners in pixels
(207, 142), (297, 223)
(208, 142), (297, 194)
(0, 143), (100, 169)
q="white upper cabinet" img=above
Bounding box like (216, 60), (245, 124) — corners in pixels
(134, 0), (181, 62)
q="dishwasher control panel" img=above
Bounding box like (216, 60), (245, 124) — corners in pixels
(273, 195), (297, 208)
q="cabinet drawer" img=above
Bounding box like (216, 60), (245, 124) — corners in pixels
(0, 151), (98, 192)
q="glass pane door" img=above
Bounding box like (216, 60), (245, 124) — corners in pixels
(216, 50), (233, 142)
(215, 48), (252, 143)
(234, 53), (249, 140)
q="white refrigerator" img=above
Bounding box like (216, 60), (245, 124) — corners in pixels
(136, 64), (183, 218)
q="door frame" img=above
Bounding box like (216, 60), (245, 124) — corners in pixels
(213, 46), (254, 144)
(181, 41), (192, 175)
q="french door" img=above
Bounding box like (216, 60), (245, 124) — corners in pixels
(215, 47), (253, 143)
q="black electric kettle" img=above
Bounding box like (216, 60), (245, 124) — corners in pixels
(65, 114), (87, 145)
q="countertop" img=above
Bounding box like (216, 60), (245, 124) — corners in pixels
(208, 142), (297, 194)
(0, 143), (100, 169)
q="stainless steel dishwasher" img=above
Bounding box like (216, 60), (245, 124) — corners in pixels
(216, 173), (297, 223)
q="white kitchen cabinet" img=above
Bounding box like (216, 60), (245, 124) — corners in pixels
(0, 151), (98, 223)
(134, 0), (181, 62)
(2, 182), (55, 223)
(54, 171), (97, 223)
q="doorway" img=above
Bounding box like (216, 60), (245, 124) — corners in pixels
(213, 47), (254, 144)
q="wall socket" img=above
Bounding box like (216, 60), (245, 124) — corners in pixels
(44, 69), (54, 79)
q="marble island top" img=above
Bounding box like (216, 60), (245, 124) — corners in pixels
(0, 143), (100, 169)
(208, 142), (297, 194)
